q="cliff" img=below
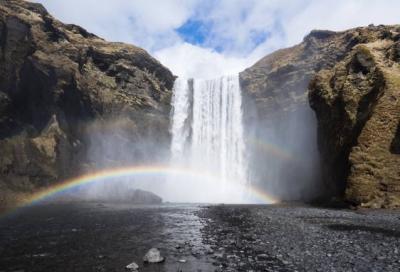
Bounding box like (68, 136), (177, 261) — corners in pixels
(238, 29), (356, 201)
(309, 27), (400, 208)
(0, 0), (174, 205)
(240, 24), (400, 207)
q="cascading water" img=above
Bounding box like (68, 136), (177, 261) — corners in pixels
(169, 75), (249, 203)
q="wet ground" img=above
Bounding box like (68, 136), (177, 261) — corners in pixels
(0, 203), (215, 272)
(0, 203), (400, 272)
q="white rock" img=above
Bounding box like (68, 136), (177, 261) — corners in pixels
(126, 261), (139, 271)
(143, 248), (164, 263)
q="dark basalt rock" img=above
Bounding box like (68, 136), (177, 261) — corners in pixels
(131, 189), (162, 204)
(0, 0), (174, 206)
(64, 187), (163, 204)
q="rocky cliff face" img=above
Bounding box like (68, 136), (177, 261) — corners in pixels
(239, 29), (355, 201)
(0, 0), (174, 205)
(240, 25), (400, 207)
(240, 29), (351, 120)
(309, 27), (400, 208)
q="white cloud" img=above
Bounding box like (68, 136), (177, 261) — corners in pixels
(33, 0), (198, 50)
(281, 0), (400, 46)
(193, 0), (304, 55)
(155, 43), (253, 79)
(33, 0), (400, 79)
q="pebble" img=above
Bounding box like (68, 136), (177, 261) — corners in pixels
(125, 262), (139, 271)
(32, 253), (49, 258)
(257, 253), (268, 260)
(143, 248), (164, 263)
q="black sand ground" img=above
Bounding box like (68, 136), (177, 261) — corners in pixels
(0, 203), (399, 272)
(198, 205), (400, 272)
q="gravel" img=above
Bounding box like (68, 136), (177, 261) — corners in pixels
(197, 204), (400, 272)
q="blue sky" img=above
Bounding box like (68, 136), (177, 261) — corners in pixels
(33, 0), (400, 78)
(177, 19), (209, 45)
(177, 19), (270, 54)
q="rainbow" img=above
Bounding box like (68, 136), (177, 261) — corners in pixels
(248, 138), (296, 162)
(5, 165), (278, 214)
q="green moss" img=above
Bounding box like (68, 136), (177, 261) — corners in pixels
(356, 45), (373, 57)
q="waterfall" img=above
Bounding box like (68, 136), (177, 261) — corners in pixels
(170, 78), (192, 164)
(169, 75), (248, 203)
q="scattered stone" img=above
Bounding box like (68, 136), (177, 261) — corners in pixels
(125, 261), (139, 271)
(257, 253), (268, 260)
(32, 253), (49, 258)
(206, 249), (214, 255)
(143, 248), (164, 263)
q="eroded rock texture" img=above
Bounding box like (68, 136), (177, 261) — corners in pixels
(0, 0), (174, 205)
(240, 25), (400, 206)
(309, 28), (400, 208)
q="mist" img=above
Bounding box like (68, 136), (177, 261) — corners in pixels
(68, 117), (171, 203)
(243, 93), (322, 202)
(62, 77), (322, 205)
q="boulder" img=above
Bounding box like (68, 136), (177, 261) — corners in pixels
(131, 189), (162, 204)
(125, 261), (139, 271)
(143, 248), (164, 263)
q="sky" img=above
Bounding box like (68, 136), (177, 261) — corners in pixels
(33, 0), (400, 79)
